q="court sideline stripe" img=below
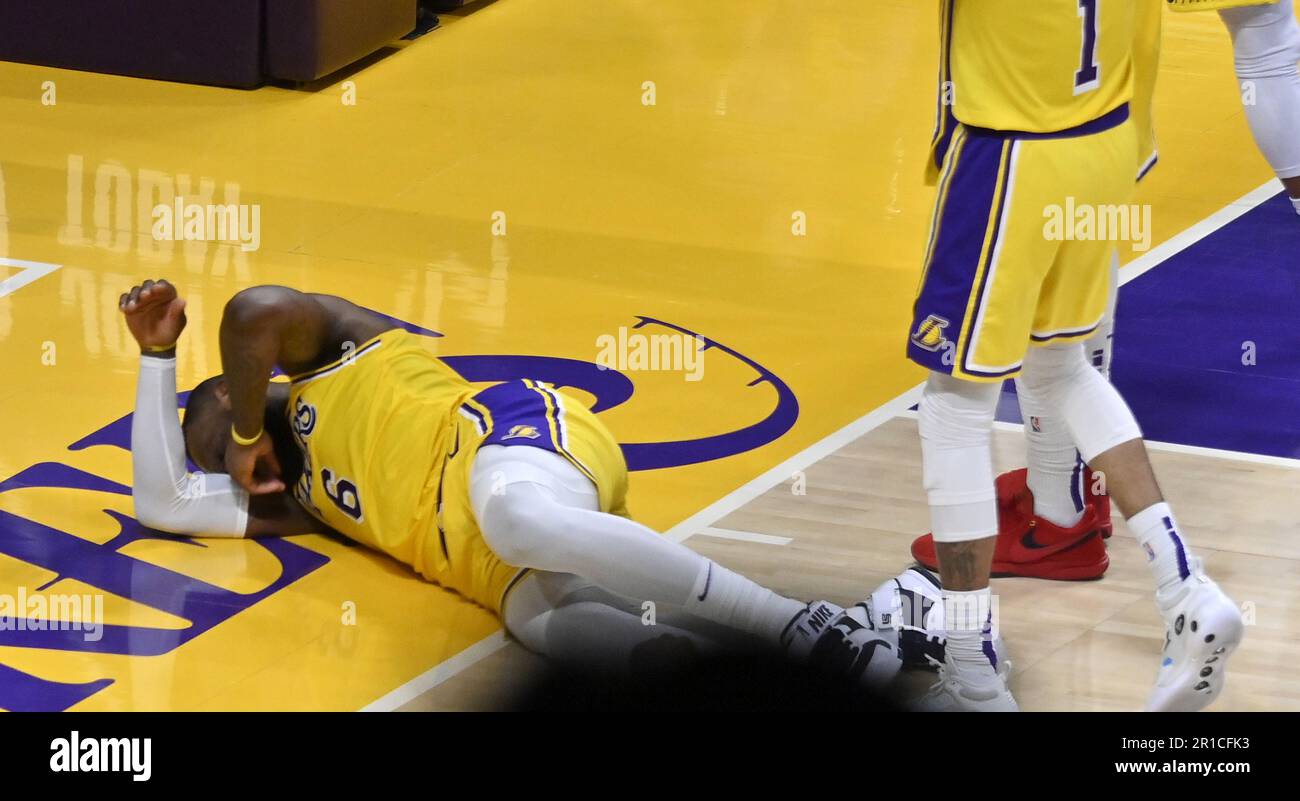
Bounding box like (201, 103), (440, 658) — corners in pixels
(697, 527), (793, 546)
(897, 412), (1300, 470)
(0, 259), (61, 298)
(360, 177), (1283, 711)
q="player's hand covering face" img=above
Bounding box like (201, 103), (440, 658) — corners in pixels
(225, 427), (286, 496)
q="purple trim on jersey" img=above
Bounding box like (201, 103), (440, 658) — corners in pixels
(460, 401), (487, 434)
(964, 102), (1129, 141)
(1137, 153), (1159, 183)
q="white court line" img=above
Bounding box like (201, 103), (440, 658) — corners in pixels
(901, 412), (1300, 471)
(360, 179), (1284, 711)
(360, 631), (507, 712)
(662, 386), (925, 544)
(697, 527), (793, 546)
(0, 258), (61, 298)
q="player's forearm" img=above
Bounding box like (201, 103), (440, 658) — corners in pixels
(219, 286), (334, 438)
(131, 354), (249, 537)
(219, 291), (285, 439)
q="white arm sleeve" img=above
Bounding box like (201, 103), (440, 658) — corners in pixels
(131, 356), (250, 538)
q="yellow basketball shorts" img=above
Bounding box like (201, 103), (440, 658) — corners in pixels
(434, 379), (631, 613)
(908, 104), (1138, 382)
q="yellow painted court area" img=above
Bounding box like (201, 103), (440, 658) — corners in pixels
(0, 2), (1285, 710)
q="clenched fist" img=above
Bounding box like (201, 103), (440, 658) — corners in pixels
(119, 279), (187, 352)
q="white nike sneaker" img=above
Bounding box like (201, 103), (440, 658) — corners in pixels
(913, 654), (1019, 712)
(866, 564), (1008, 670)
(782, 600), (845, 658)
(783, 600), (903, 691)
(1146, 562), (1244, 712)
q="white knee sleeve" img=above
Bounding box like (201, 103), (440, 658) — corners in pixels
(918, 373), (1001, 543)
(1019, 345), (1142, 463)
(1222, 0), (1300, 180)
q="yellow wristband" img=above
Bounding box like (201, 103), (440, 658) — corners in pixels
(231, 425), (263, 446)
(142, 343), (178, 353)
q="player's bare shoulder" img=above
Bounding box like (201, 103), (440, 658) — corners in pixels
(308, 293), (398, 353)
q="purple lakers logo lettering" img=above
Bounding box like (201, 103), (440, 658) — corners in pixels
(911, 314), (951, 352)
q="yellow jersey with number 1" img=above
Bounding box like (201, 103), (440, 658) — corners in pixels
(947, 0), (1135, 133)
(930, 1), (1152, 183)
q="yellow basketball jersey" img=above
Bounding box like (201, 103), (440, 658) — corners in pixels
(944, 0), (1137, 133)
(287, 328), (473, 584)
(1133, 0), (1164, 178)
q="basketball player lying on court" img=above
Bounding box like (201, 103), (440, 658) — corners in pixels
(118, 278), (903, 686)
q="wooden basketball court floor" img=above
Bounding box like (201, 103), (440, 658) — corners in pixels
(0, 2), (1297, 711)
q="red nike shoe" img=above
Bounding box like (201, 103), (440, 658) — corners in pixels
(910, 467), (1112, 581)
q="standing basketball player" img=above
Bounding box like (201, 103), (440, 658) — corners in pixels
(1210, 0), (1300, 214)
(909, 0), (1244, 711)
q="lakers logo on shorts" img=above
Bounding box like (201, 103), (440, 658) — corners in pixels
(502, 424), (541, 440)
(911, 314), (951, 352)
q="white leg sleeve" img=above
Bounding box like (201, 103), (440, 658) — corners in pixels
(502, 571), (722, 673)
(1018, 344), (1143, 464)
(918, 372), (1001, 543)
(1015, 250), (1119, 527)
(131, 356), (249, 537)
(470, 445), (805, 645)
(470, 445), (700, 604)
(1221, 0), (1300, 182)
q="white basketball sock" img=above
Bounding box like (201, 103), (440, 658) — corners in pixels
(684, 560), (807, 645)
(1016, 378), (1086, 528)
(1128, 502), (1196, 601)
(942, 587), (998, 676)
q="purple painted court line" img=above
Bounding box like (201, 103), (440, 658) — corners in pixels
(992, 191), (1300, 461)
